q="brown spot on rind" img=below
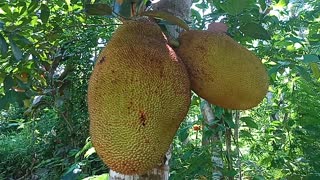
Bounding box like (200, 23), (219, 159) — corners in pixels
(139, 110), (147, 126)
(99, 56), (106, 63)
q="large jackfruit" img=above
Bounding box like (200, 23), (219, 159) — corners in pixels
(87, 20), (191, 175)
(176, 30), (269, 110)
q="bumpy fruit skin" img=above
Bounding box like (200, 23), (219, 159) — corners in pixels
(87, 20), (190, 175)
(177, 30), (269, 110)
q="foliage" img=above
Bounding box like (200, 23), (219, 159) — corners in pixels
(240, 78), (320, 179)
(170, 97), (213, 179)
(0, 0), (319, 179)
(170, 0), (320, 179)
(0, 0), (113, 178)
(0, 107), (58, 178)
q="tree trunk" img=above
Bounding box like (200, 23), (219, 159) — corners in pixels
(200, 100), (224, 179)
(234, 110), (242, 180)
(152, 0), (193, 38)
(109, 160), (169, 180)
(109, 0), (192, 179)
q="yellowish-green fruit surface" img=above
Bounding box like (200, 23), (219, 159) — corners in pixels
(88, 20), (191, 175)
(177, 30), (269, 110)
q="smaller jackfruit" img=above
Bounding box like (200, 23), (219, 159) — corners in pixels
(176, 30), (269, 110)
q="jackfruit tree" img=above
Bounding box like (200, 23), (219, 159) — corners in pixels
(85, 0), (269, 178)
(0, 0), (319, 179)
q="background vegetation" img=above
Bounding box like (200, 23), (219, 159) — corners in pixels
(0, 0), (319, 179)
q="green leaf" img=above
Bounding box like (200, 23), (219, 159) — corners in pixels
(303, 54), (319, 63)
(15, 34), (32, 45)
(82, 173), (109, 180)
(0, 95), (9, 110)
(240, 23), (271, 40)
(0, 72), (5, 84)
(268, 65), (281, 76)
(62, 163), (81, 180)
(85, 4), (113, 16)
(141, 11), (189, 31)
(0, 32), (8, 56)
(182, 150), (193, 160)
(220, 0), (254, 16)
(9, 36), (23, 61)
(12, 90), (28, 107)
(224, 118), (236, 128)
(239, 13), (255, 23)
(65, 0), (71, 9)
(0, 21), (4, 29)
(75, 141), (92, 159)
(28, 0), (40, 13)
(178, 127), (190, 142)
(224, 112), (235, 128)
(18, 2), (28, 15)
(287, 36), (302, 43)
(4, 75), (14, 92)
(191, 9), (201, 22)
(240, 130), (253, 138)
(296, 65), (312, 82)
(222, 168), (237, 176)
(275, 0), (289, 8)
(253, 175), (265, 180)
(214, 106), (224, 119)
(195, 3), (209, 9)
(40, 4), (50, 24)
(84, 147), (95, 158)
(258, 0), (266, 11)
(240, 117), (258, 129)
(1, 4), (12, 16)
(310, 63), (320, 79)
(0, 90), (24, 108)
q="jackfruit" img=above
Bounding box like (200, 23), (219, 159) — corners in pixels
(176, 30), (269, 110)
(87, 20), (191, 175)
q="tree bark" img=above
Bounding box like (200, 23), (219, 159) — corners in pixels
(109, 163), (169, 180)
(152, 0), (192, 38)
(109, 0), (192, 179)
